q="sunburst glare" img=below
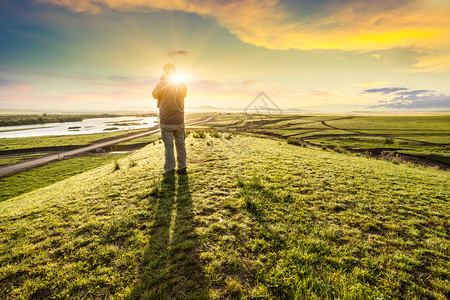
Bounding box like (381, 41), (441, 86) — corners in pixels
(172, 73), (187, 83)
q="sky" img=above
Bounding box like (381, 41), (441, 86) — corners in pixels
(1, 0), (450, 113)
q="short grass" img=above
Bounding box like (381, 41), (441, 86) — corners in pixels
(115, 133), (161, 146)
(0, 153), (46, 166)
(0, 153), (128, 202)
(0, 126), (56, 133)
(185, 113), (217, 124)
(326, 115), (449, 131)
(0, 114), (128, 127)
(205, 114), (450, 164)
(0, 133), (448, 299)
(0, 129), (146, 151)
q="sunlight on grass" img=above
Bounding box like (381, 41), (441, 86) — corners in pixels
(0, 133), (448, 298)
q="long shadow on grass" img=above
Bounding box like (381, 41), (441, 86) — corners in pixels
(129, 174), (207, 299)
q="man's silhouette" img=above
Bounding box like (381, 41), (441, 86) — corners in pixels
(152, 63), (187, 175)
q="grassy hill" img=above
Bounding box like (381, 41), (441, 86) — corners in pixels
(0, 133), (448, 299)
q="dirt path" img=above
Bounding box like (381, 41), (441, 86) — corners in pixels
(0, 117), (214, 178)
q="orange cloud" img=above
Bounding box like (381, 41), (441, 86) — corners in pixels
(412, 53), (450, 72)
(167, 50), (189, 57)
(38, 0), (450, 71)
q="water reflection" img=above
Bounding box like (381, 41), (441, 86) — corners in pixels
(0, 116), (158, 138)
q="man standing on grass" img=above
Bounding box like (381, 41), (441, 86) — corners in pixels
(152, 63), (188, 176)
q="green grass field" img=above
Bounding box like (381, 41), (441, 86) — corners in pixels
(115, 133), (161, 146)
(0, 129), (146, 151)
(204, 114), (450, 164)
(1, 132), (448, 299)
(0, 114), (127, 127)
(0, 153), (47, 166)
(0, 153), (129, 202)
(0, 126), (56, 133)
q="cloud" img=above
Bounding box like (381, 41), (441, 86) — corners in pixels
(365, 86), (450, 109)
(167, 50), (189, 57)
(0, 78), (30, 91)
(363, 87), (408, 94)
(0, 78), (19, 86)
(190, 79), (225, 90)
(357, 81), (391, 87)
(37, 0), (450, 71)
(187, 78), (304, 107)
(396, 89), (430, 96)
(412, 53), (450, 73)
(379, 94), (450, 109)
(1, 69), (158, 89)
(311, 90), (334, 97)
(370, 54), (382, 60)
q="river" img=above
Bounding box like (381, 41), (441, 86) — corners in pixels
(0, 116), (159, 138)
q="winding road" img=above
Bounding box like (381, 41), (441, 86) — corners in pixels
(0, 116), (214, 178)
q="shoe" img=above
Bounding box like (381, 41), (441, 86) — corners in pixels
(176, 168), (187, 175)
(163, 170), (175, 176)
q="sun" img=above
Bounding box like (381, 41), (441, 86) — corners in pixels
(172, 73), (187, 83)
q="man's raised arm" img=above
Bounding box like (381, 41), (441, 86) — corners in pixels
(152, 82), (163, 100)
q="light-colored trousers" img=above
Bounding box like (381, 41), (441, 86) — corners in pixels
(160, 123), (186, 172)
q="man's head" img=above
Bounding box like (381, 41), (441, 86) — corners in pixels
(163, 63), (176, 76)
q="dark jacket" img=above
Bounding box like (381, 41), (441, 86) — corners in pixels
(152, 76), (187, 125)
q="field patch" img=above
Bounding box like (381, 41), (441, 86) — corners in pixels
(0, 134), (448, 299)
(0, 153), (128, 202)
(205, 114), (450, 168)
